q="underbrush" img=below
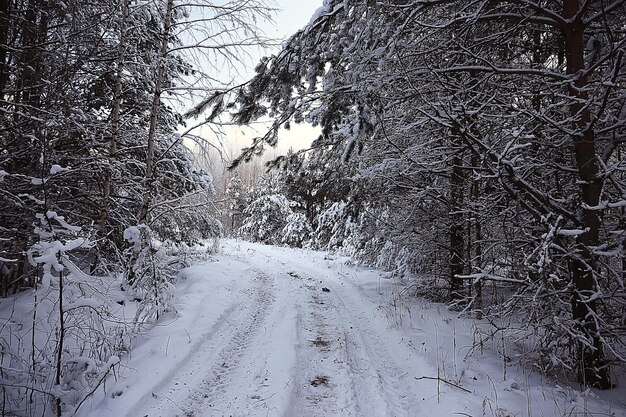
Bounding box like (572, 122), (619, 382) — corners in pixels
(0, 225), (218, 417)
(382, 274), (626, 417)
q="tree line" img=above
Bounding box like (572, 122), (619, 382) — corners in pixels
(0, 1), (270, 415)
(228, 0), (626, 390)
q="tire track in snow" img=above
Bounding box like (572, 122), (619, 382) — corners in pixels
(332, 282), (422, 417)
(208, 243), (423, 416)
(127, 270), (275, 417)
(287, 281), (358, 417)
(122, 278), (245, 417)
(277, 260), (420, 417)
(178, 270), (275, 416)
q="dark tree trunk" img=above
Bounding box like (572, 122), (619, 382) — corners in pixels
(0, 0), (10, 96)
(2, 0), (48, 292)
(449, 127), (465, 300)
(562, 0), (611, 389)
(140, 0), (174, 224)
(471, 152), (483, 317)
(17, 0), (46, 111)
(100, 0), (130, 240)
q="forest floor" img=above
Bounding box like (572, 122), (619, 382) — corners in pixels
(78, 240), (626, 417)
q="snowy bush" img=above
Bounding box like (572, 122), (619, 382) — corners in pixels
(282, 213), (313, 247)
(223, 175), (249, 234)
(375, 241), (416, 278)
(0, 214), (213, 416)
(239, 194), (294, 245)
(1, 213), (128, 417)
(313, 201), (358, 252)
(124, 226), (179, 325)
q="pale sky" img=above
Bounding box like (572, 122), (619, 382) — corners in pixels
(268, 0), (323, 41)
(257, 0), (324, 153)
(189, 0), (323, 164)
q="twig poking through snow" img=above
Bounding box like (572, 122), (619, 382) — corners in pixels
(414, 376), (472, 393)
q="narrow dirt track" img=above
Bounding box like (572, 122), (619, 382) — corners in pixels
(123, 242), (439, 417)
(79, 241), (626, 417)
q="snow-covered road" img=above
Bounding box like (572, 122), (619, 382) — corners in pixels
(79, 240), (626, 417)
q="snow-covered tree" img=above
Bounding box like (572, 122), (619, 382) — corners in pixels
(0, 1), (273, 415)
(230, 0), (626, 389)
(224, 174), (248, 234)
(313, 200), (358, 252)
(282, 212), (313, 248)
(239, 193), (294, 245)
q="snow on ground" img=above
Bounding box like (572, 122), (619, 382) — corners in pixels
(78, 240), (626, 417)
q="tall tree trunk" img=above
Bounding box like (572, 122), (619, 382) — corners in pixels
(449, 126), (465, 300)
(16, 0), (47, 111)
(5, 0), (47, 291)
(139, 0), (174, 224)
(471, 153), (483, 318)
(562, 0), (611, 389)
(0, 0), (10, 97)
(54, 267), (65, 416)
(100, 0), (130, 240)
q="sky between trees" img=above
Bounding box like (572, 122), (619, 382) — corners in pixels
(189, 0), (322, 158)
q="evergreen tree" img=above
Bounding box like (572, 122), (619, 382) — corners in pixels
(224, 173), (248, 234)
(230, 0), (626, 389)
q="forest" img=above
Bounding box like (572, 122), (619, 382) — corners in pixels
(1, 0), (625, 416)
